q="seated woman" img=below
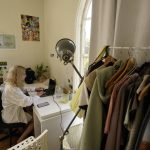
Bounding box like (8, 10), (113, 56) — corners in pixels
(1, 65), (44, 143)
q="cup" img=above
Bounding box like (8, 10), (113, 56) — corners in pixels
(55, 85), (63, 98)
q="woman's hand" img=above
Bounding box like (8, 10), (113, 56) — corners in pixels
(36, 90), (45, 96)
(35, 87), (44, 92)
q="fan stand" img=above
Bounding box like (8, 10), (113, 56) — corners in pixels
(59, 108), (82, 150)
(59, 61), (83, 150)
(70, 61), (83, 81)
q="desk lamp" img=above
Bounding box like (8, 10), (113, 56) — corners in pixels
(55, 38), (83, 150)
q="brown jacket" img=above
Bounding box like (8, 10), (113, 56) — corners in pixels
(105, 73), (139, 150)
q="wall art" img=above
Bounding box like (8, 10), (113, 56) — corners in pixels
(21, 14), (40, 41)
(0, 34), (16, 49)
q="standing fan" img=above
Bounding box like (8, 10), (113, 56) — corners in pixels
(55, 38), (83, 150)
(55, 38), (83, 80)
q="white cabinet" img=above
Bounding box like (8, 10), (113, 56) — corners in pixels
(33, 96), (82, 150)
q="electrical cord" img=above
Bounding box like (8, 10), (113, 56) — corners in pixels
(52, 95), (64, 134)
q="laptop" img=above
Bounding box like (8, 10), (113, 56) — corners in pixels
(40, 79), (56, 97)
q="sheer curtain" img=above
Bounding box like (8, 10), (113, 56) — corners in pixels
(89, 0), (150, 65)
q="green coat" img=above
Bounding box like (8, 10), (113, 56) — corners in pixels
(80, 60), (123, 150)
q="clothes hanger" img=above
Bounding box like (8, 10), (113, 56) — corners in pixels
(138, 83), (150, 101)
(105, 59), (128, 88)
(105, 48), (126, 88)
(107, 48), (137, 93)
(91, 46), (109, 65)
(112, 48), (136, 83)
(105, 47), (133, 89)
(103, 55), (116, 67)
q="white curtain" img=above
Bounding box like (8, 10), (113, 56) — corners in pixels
(89, 0), (150, 65)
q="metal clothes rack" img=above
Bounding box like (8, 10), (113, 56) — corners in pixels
(108, 46), (150, 65)
(109, 46), (150, 49)
(108, 46), (150, 53)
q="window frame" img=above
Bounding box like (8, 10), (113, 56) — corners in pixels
(74, 0), (92, 90)
(80, 1), (92, 75)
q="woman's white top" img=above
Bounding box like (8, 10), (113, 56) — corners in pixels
(1, 84), (40, 124)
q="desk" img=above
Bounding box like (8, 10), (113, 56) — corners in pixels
(33, 95), (82, 150)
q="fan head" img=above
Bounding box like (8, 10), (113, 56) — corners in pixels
(55, 38), (76, 64)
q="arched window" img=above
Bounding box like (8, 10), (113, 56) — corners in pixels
(74, 0), (92, 89)
(80, 1), (92, 76)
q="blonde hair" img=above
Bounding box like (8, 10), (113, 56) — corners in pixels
(6, 65), (26, 89)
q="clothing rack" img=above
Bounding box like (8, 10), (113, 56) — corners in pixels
(80, 47), (150, 150)
(108, 46), (150, 66)
(61, 46), (150, 150)
(109, 46), (150, 50)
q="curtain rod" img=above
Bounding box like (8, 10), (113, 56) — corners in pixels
(109, 46), (150, 50)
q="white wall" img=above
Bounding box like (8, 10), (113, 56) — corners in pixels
(44, 0), (79, 87)
(0, 0), (45, 69)
(0, 0), (79, 87)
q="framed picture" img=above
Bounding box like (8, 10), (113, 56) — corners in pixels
(21, 14), (40, 41)
(0, 34), (16, 49)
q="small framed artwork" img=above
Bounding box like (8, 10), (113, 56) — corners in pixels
(0, 34), (16, 49)
(21, 14), (40, 41)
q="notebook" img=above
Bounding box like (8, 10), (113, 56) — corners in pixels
(40, 79), (56, 97)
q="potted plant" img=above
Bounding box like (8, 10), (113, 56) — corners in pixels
(35, 64), (49, 82)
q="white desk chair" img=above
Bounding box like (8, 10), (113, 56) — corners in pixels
(8, 130), (48, 150)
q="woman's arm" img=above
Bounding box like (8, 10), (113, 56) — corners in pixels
(8, 86), (40, 107)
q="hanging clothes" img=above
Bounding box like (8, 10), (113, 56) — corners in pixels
(70, 48), (116, 117)
(104, 58), (137, 133)
(138, 62), (150, 78)
(70, 81), (88, 118)
(104, 77), (128, 134)
(136, 75), (150, 95)
(85, 65), (105, 92)
(80, 60), (123, 150)
(138, 83), (150, 101)
(105, 59), (128, 88)
(105, 73), (139, 150)
(125, 84), (150, 150)
(87, 46), (109, 75)
(134, 102), (150, 150)
(123, 79), (141, 131)
(79, 45), (150, 150)
(85, 55), (116, 92)
(107, 58), (136, 93)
